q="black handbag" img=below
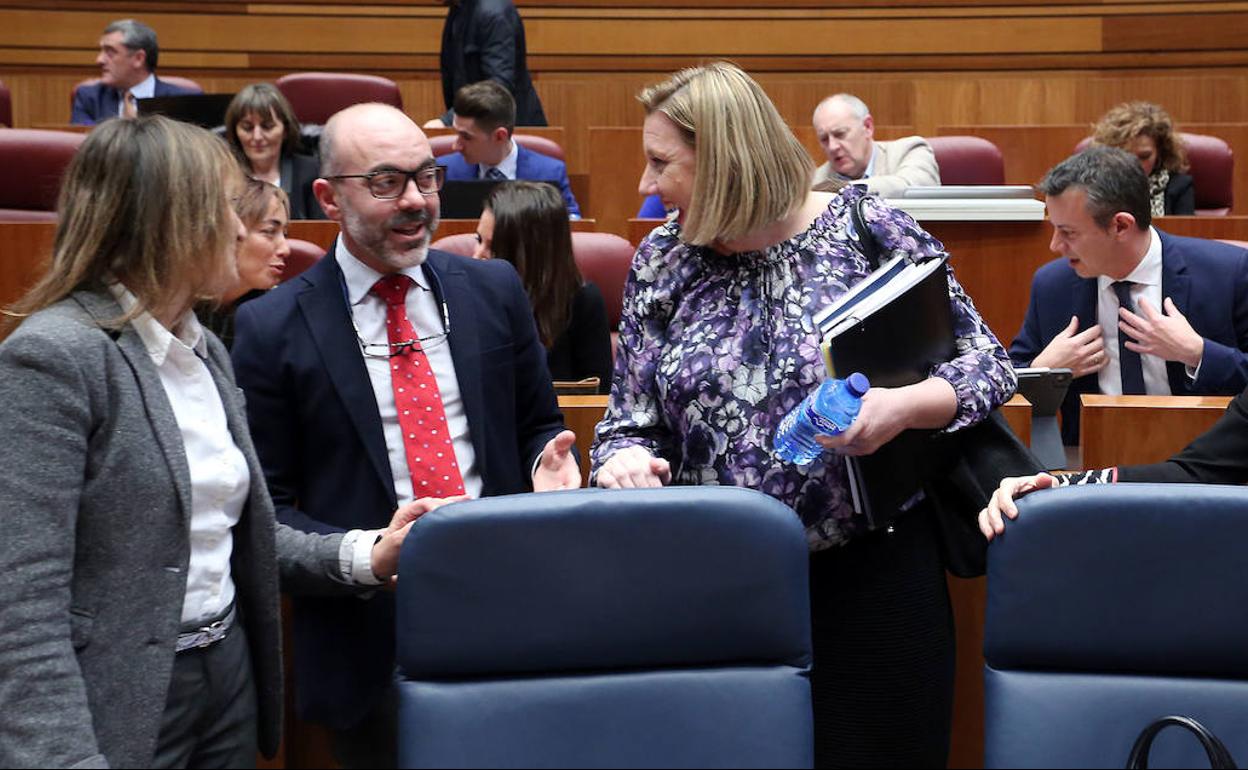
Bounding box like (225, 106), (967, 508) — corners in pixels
(849, 196), (1043, 578)
(1126, 716), (1238, 769)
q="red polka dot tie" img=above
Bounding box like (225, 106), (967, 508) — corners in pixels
(370, 275), (465, 498)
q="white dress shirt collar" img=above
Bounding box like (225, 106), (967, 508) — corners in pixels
(479, 139), (518, 180)
(1097, 227), (1173, 396)
(335, 238), (431, 304)
(862, 142), (879, 180)
(106, 281), (207, 366)
(1098, 226), (1162, 295)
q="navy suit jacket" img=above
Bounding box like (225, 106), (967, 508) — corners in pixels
(69, 76), (199, 126)
(231, 245), (566, 728)
(1010, 229), (1248, 444)
(439, 144), (581, 217)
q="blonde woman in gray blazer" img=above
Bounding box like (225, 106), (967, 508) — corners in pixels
(0, 117), (446, 769)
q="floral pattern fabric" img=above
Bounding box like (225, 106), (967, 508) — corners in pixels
(590, 186), (1017, 550)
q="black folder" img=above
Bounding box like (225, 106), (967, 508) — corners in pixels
(814, 254), (956, 527)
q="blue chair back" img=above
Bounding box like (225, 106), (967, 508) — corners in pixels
(984, 484), (1248, 768)
(395, 486), (813, 769)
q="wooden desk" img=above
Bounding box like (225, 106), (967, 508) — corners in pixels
(558, 394), (607, 488)
(28, 123), (91, 134)
(1080, 394), (1232, 471)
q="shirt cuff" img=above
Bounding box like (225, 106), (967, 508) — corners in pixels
(338, 529), (386, 586)
(1186, 359), (1202, 381)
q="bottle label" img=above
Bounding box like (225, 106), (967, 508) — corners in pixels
(804, 399), (843, 435)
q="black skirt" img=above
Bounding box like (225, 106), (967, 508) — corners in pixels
(808, 504), (955, 768)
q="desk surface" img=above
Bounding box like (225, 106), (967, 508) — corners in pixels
(1080, 394), (1232, 470)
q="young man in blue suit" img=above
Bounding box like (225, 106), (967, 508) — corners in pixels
(1011, 146), (1248, 444)
(438, 79), (581, 217)
(70, 19), (199, 126)
(232, 103), (580, 768)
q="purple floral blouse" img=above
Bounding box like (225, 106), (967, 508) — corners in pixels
(590, 187), (1017, 550)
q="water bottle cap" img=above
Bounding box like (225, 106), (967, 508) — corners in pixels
(846, 372), (871, 397)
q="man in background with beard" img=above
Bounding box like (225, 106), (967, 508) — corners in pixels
(232, 103), (579, 768)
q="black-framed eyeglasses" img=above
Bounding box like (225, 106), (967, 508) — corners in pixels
(326, 166), (446, 199)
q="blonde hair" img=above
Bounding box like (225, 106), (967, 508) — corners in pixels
(5, 116), (240, 332)
(236, 177), (290, 230)
(1092, 101), (1189, 174)
(638, 62), (813, 246)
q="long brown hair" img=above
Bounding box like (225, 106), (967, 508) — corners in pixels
(4, 116), (239, 332)
(485, 181), (581, 348)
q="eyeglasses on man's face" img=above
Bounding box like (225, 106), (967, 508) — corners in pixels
(326, 166), (446, 200)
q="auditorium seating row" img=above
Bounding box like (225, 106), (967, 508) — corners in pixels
(0, 121), (1237, 229)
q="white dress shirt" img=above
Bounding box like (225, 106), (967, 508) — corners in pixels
(336, 241), (483, 503)
(477, 140), (518, 180)
(1097, 226), (1187, 396)
(110, 285), (249, 624)
(110, 285), (383, 615)
(118, 73), (156, 117)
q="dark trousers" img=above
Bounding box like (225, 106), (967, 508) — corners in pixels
(809, 506), (956, 769)
(330, 684), (398, 769)
(152, 622), (258, 770)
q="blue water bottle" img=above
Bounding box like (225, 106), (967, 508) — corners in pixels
(773, 372), (871, 465)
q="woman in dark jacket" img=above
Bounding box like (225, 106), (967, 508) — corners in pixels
(224, 83), (325, 220)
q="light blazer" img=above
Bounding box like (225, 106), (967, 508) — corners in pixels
(439, 143), (581, 217)
(0, 288), (354, 769)
(1010, 230), (1248, 444)
(69, 76), (199, 126)
(232, 245), (567, 729)
(813, 135), (941, 198)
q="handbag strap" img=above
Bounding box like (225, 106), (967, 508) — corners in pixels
(849, 195), (882, 271)
(1126, 715), (1238, 769)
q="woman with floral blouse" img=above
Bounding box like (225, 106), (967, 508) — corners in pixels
(589, 62), (1016, 767)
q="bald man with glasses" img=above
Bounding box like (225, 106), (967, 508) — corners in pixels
(231, 103), (579, 768)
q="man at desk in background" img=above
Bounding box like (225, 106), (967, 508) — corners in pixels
(1011, 145), (1248, 444)
(70, 19), (198, 126)
(438, 80), (581, 217)
(810, 93), (940, 197)
(232, 103), (580, 767)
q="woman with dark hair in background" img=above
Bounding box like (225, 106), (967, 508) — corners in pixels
(198, 177), (291, 348)
(1092, 101), (1195, 216)
(474, 181), (613, 392)
(224, 82), (325, 219)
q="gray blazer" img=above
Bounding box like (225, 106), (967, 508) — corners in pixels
(0, 288), (354, 768)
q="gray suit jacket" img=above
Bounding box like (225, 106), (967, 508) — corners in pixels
(0, 289), (353, 768)
(813, 135), (941, 198)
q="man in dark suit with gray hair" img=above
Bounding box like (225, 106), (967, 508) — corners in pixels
(70, 18), (199, 126)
